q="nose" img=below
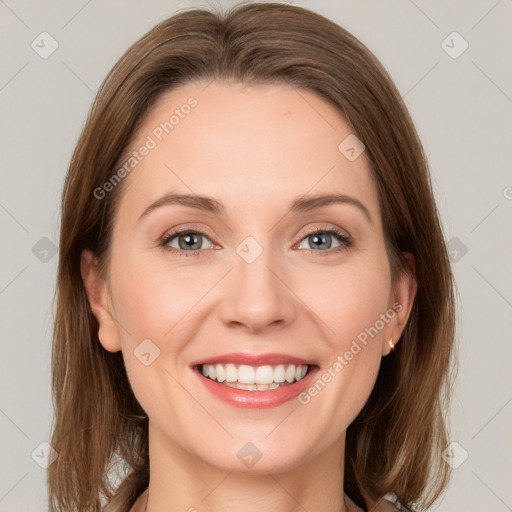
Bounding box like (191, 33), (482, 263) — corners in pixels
(218, 243), (298, 334)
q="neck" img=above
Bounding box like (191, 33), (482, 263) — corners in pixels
(141, 421), (357, 512)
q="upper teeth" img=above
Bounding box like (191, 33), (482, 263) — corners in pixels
(201, 363), (308, 385)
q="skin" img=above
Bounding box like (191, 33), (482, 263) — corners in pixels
(81, 80), (416, 512)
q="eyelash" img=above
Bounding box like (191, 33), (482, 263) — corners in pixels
(159, 224), (352, 258)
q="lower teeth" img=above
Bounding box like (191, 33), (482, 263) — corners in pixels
(208, 379), (294, 391)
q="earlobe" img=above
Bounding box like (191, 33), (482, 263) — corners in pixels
(383, 251), (418, 356)
(80, 249), (121, 353)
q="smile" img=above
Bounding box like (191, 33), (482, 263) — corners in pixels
(191, 353), (319, 408)
(199, 363), (310, 391)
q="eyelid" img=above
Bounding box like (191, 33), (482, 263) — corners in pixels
(159, 223), (216, 242)
(295, 223), (351, 243)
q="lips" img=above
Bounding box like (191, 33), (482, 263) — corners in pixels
(191, 352), (318, 408)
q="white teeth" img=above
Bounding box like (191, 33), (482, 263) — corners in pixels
(274, 364), (286, 383)
(255, 365), (274, 384)
(238, 365), (255, 384)
(285, 365), (296, 383)
(225, 363), (237, 382)
(223, 381), (282, 391)
(216, 364), (225, 382)
(200, 363), (309, 388)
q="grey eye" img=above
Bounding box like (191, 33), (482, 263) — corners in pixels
(297, 231), (345, 251)
(166, 232), (212, 251)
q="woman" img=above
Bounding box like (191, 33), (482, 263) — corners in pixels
(48, 2), (456, 511)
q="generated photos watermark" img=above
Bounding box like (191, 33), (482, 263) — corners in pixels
(93, 96), (198, 200)
(298, 301), (402, 405)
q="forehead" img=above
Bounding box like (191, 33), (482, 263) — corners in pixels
(116, 80), (380, 224)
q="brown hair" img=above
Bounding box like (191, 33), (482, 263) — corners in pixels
(48, 2), (457, 511)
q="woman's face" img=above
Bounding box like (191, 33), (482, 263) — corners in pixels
(82, 80), (415, 474)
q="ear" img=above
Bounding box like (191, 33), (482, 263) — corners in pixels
(383, 251), (417, 356)
(80, 249), (121, 353)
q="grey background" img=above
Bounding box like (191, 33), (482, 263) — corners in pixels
(1, 0), (511, 510)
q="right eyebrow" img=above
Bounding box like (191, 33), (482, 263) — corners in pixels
(138, 193), (224, 222)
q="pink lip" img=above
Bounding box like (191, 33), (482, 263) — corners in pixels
(191, 352), (315, 367)
(194, 365), (319, 409)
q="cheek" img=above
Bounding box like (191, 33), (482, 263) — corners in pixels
(295, 320), (385, 447)
(109, 252), (204, 431)
(110, 251), (208, 344)
(296, 260), (391, 419)
(320, 260), (392, 403)
(304, 260), (392, 346)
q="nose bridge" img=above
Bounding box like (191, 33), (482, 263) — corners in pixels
(219, 233), (296, 332)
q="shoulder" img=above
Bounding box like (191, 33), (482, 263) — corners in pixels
(379, 493), (415, 512)
(379, 502), (399, 512)
(349, 493), (413, 512)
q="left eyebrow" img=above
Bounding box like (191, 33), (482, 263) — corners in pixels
(289, 193), (373, 226)
(137, 192), (373, 226)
